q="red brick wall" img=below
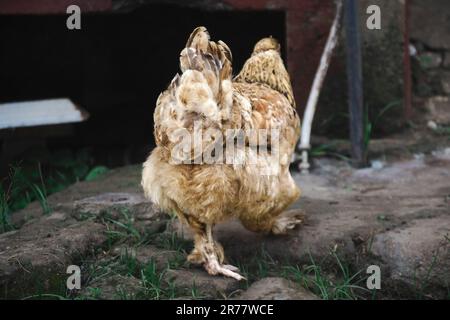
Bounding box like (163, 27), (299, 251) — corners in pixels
(0, 0), (111, 14)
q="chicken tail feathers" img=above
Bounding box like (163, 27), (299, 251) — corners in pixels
(162, 26), (234, 123)
(153, 27), (234, 162)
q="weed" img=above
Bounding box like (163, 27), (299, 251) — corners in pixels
(0, 185), (13, 233)
(115, 287), (136, 300)
(191, 282), (200, 299)
(140, 259), (166, 299)
(30, 183), (51, 215)
(282, 251), (369, 300)
(364, 100), (402, 148)
(22, 293), (68, 300)
(432, 125), (450, 137)
(85, 166), (109, 182)
(1, 148), (108, 233)
(310, 143), (350, 161)
(165, 279), (177, 299)
(103, 209), (141, 247)
(85, 287), (102, 300)
(167, 252), (186, 269)
(155, 231), (192, 254)
(413, 247), (441, 299)
(119, 249), (139, 276)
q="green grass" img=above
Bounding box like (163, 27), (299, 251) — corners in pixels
(412, 242), (448, 299)
(190, 282), (203, 299)
(432, 125), (450, 138)
(119, 249), (140, 276)
(114, 287), (137, 300)
(140, 259), (166, 299)
(234, 246), (369, 300)
(29, 183), (51, 215)
(166, 252), (186, 269)
(0, 186), (13, 233)
(282, 251), (369, 300)
(76, 245), (190, 300)
(103, 209), (142, 248)
(22, 293), (69, 300)
(310, 143), (350, 162)
(0, 148), (109, 234)
(364, 100), (402, 148)
(309, 100), (401, 164)
(152, 230), (192, 254)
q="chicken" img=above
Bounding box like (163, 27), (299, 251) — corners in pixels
(141, 27), (302, 280)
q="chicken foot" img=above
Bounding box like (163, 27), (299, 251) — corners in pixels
(199, 224), (245, 281)
(182, 214), (245, 281)
(239, 209), (305, 235)
(271, 210), (305, 235)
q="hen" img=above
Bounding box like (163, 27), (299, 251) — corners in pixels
(142, 27), (302, 280)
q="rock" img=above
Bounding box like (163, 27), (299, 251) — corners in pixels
(370, 160), (386, 170)
(418, 52), (443, 69)
(72, 192), (147, 215)
(11, 165), (144, 228)
(3, 156), (450, 299)
(13, 191), (166, 236)
(170, 156), (450, 298)
(236, 277), (319, 300)
(0, 217), (107, 299)
(411, 1), (450, 50)
(164, 269), (240, 299)
(427, 120), (438, 131)
(431, 148), (450, 160)
(440, 72), (450, 94)
(65, 192), (166, 233)
(425, 96), (450, 125)
(82, 274), (143, 300)
(371, 216), (450, 296)
(444, 52), (450, 68)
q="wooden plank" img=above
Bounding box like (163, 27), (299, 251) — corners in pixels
(0, 98), (88, 130)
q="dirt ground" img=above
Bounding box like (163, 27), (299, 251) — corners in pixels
(0, 129), (449, 300)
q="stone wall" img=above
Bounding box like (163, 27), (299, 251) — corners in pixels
(410, 0), (450, 127)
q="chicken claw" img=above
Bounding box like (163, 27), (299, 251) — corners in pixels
(205, 259), (246, 281)
(201, 225), (246, 280)
(271, 210), (305, 235)
(223, 264), (240, 272)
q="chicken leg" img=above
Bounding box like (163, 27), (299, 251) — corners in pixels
(201, 224), (245, 281)
(183, 215), (244, 280)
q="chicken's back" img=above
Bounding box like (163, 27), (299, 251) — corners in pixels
(142, 27), (301, 229)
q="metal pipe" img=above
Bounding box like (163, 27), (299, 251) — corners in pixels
(344, 0), (367, 167)
(299, 0), (343, 174)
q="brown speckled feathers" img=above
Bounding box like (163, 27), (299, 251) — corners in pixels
(234, 37), (296, 108)
(153, 28), (300, 160)
(142, 27), (302, 280)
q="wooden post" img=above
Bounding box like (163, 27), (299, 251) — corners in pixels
(344, 0), (367, 167)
